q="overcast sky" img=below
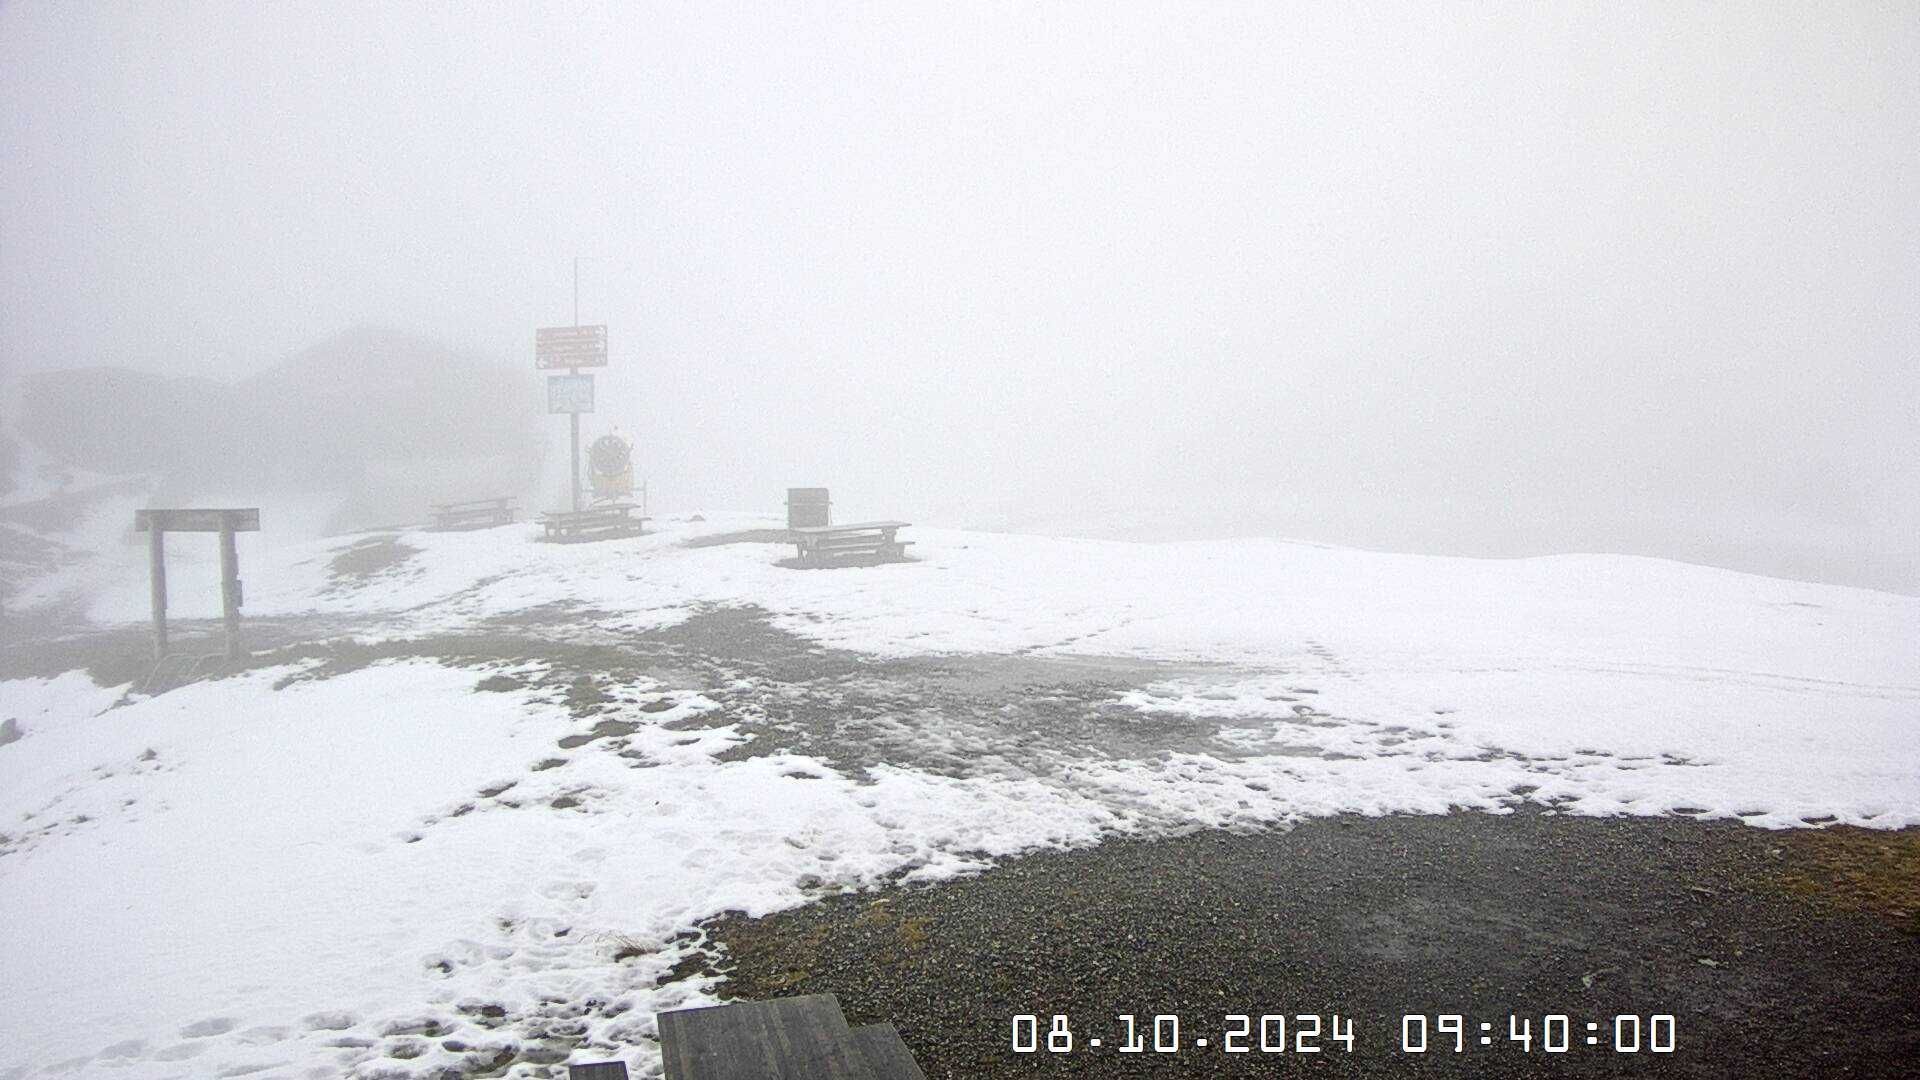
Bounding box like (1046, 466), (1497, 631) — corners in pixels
(3, 2), (1915, 591)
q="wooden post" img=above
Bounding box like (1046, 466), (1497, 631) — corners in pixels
(148, 527), (168, 659)
(218, 523), (242, 659)
(570, 258), (582, 513)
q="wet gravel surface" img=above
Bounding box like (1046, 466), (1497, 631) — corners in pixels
(705, 811), (1920, 1078)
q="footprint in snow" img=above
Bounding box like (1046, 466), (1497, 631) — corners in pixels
(179, 1016), (239, 1038)
(301, 1010), (357, 1031)
(214, 1061), (289, 1077)
(538, 880), (597, 901)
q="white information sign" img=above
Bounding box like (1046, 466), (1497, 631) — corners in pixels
(547, 373), (595, 413)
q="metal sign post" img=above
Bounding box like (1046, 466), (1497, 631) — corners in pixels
(536, 260), (615, 511)
(536, 323), (609, 513)
(547, 374), (596, 511)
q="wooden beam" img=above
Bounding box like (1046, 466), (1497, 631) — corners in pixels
(567, 1064), (630, 1080)
(148, 527), (168, 659)
(135, 508), (260, 533)
(218, 523), (242, 659)
(658, 994), (878, 1080)
(847, 1024), (926, 1080)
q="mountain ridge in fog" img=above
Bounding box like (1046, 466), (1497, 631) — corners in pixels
(11, 325), (545, 534)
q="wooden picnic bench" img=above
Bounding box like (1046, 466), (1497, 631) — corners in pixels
(429, 496), (517, 531)
(789, 521), (913, 566)
(538, 503), (648, 544)
(650, 993), (925, 1080)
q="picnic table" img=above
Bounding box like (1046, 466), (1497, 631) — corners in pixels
(538, 503), (648, 544)
(429, 496), (516, 531)
(789, 520), (913, 566)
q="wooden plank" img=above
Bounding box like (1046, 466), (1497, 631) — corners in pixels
(568, 1063), (631, 1080)
(658, 994), (877, 1080)
(789, 521), (908, 535)
(793, 531), (906, 548)
(135, 508), (260, 533)
(537, 514), (649, 543)
(541, 504), (637, 521)
(846, 1025), (926, 1080)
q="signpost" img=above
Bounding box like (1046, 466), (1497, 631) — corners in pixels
(537, 258), (616, 511)
(135, 507), (260, 660)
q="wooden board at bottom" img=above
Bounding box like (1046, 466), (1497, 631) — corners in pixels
(658, 994), (877, 1080)
(847, 1024), (927, 1080)
(568, 1062), (631, 1079)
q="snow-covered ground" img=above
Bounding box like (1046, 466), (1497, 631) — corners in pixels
(3, 515), (1916, 1078)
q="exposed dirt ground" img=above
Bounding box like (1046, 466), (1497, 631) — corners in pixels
(4, 604), (1915, 1078)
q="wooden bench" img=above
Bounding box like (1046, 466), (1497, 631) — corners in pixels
(429, 496), (517, 531)
(538, 503), (648, 543)
(789, 521), (913, 566)
(655, 994), (924, 1080)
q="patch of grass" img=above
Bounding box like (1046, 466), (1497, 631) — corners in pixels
(761, 967), (811, 991)
(563, 676), (614, 714)
(603, 931), (653, 963)
(1775, 826), (1920, 933)
(896, 914), (931, 950)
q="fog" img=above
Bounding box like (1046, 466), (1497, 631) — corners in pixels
(4, 2), (1915, 592)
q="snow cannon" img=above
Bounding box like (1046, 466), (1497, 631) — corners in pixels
(588, 433), (634, 502)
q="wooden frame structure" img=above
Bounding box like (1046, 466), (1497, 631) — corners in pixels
(135, 508), (260, 660)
